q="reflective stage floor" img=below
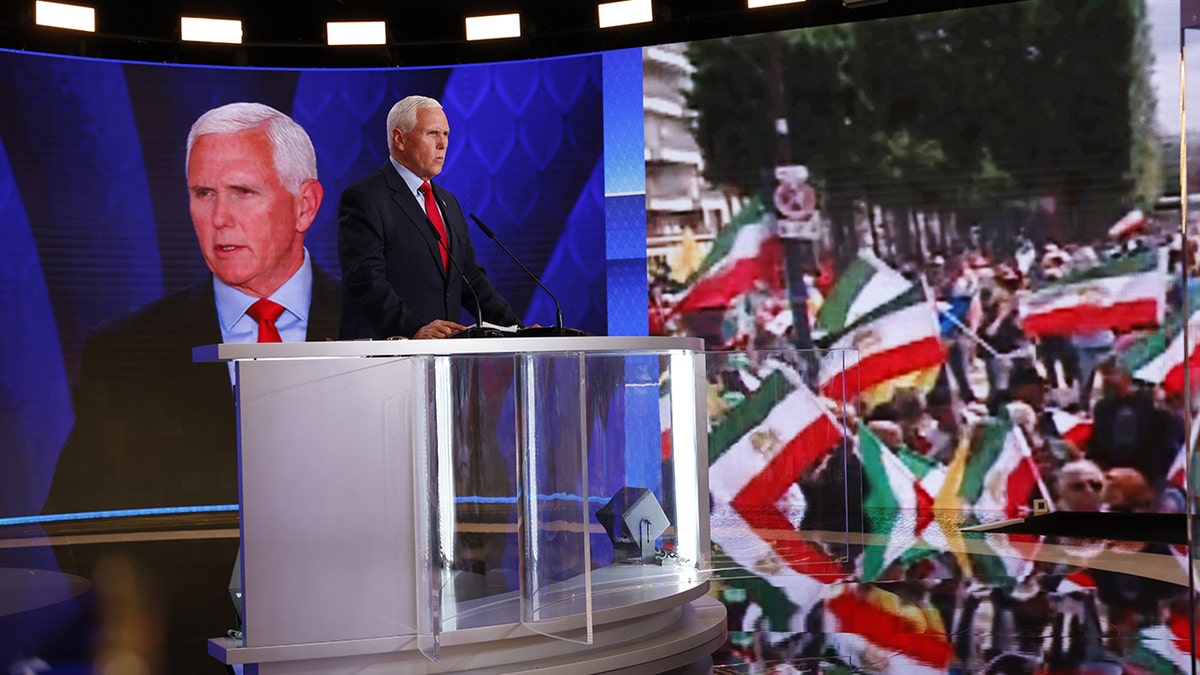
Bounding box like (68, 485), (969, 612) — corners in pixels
(1, 509), (1196, 674)
(709, 507), (1196, 674)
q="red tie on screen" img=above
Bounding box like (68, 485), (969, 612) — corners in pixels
(246, 298), (285, 343)
(419, 181), (449, 271)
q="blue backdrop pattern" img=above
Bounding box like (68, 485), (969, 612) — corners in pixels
(0, 49), (613, 518)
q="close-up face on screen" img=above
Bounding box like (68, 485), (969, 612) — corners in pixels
(4, 1), (1200, 674)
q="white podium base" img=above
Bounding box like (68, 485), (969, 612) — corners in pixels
(209, 594), (725, 674)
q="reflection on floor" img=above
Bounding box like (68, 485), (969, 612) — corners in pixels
(0, 513), (241, 675)
(2, 509), (1197, 674)
(708, 508), (1196, 674)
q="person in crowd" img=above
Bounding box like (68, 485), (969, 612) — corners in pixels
(1086, 357), (1178, 490)
(337, 95), (519, 339)
(981, 265), (1031, 411)
(931, 254), (980, 404)
(1100, 467), (1156, 514)
(1007, 400), (1068, 497)
(1035, 246), (1080, 390)
(1066, 247), (1114, 408)
(923, 387), (962, 463)
(1005, 364), (1063, 443)
(1053, 460), (1105, 512)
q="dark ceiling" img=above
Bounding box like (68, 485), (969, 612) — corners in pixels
(0, 0), (1018, 68)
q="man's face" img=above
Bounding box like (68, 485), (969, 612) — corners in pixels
(393, 107), (449, 181)
(1056, 464), (1104, 512)
(188, 128), (320, 298)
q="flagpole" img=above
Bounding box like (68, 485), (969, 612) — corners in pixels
(936, 305), (1001, 359)
(920, 272), (1003, 361)
(1013, 422), (1055, 514)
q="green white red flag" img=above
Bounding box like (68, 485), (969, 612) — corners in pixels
(959, 409), (1043, 520)
(707, 369), (849, 599)
(708, 370), (845, 510)
(1126, 612), (1199, 675)
(1119, 304), (1200, 395)
(1020, 249), (1167, 337)
(672, 219), (784, 314)
(1048, 408), (1092, 448)
(822, 584), (954, 674)
(814, 255), (945, 406)
(857, 429), (938, 581)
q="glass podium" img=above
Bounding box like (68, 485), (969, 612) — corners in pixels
(198, 338), (849, 673)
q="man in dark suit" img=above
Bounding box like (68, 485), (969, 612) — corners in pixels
(40, 102), (341, 675)
(338, 95), (518, 339)
(44, 102), (341, 514)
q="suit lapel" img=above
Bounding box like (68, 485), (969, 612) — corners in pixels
(183, 279), (225, 347)
(382, 165), (446, 278)
(181, 278), (235, 403)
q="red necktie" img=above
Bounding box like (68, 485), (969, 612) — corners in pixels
(246, 298), (285, 343)
(419, 181), (449, 271)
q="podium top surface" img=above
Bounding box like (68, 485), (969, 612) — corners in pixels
(193, 335), (705, 362)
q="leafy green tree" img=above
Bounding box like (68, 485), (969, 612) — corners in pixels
(687, 0), (1159, 261)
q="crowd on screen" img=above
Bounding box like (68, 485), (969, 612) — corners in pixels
(652, 211), (1200, 672)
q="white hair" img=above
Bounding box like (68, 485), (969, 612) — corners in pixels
(185, 102), (317, 195)
(386, 95), (443, 149)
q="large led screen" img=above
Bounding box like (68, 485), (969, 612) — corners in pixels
(647, 1), (1200, 672)
(0, 49), (618, 520)
(5, 0), (1200, 673)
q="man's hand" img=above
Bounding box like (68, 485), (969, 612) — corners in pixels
(413, 319), (466, 339)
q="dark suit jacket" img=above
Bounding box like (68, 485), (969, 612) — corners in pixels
(42, 265), (342, 515)
(337, 164), (519, 339)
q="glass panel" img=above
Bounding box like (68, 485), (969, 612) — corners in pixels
(428, 353), (525, 637)
(1186, 9), (1200, 672)
(402, 344), (741, 654)
(584, 350), (709, 614)
(413, 355), (440, 661)
(517, 351), (594, 643)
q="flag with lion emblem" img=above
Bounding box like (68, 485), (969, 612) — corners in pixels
(814, 255), (944, 407)
(1020, 249), (1166, 336)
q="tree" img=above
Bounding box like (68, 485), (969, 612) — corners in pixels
(687, 0), (1159, 262)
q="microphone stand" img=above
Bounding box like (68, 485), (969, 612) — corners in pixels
(469, 214), (592, 337)
(425, 218), (504, 339)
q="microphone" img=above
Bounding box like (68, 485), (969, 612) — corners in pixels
(469, 213), (591, 337)
(425, 219), (503, 339)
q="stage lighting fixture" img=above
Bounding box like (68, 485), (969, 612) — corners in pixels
(598, 0), (653, 28)
(180, 16), (243, 44)
(34, 1), (95, 32)
(465, 13), (521, 41)
(326, 21), (386, 46)
(747, 0), (805, 7)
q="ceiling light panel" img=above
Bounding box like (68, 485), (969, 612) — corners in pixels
(327, 21), (386, 46)
(35, 1), (95, 32)
(180, 16), (243, 44)
(747, 0), (805, 8)
(465, 13), (521, 41)
(599, 0), (653, 28)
